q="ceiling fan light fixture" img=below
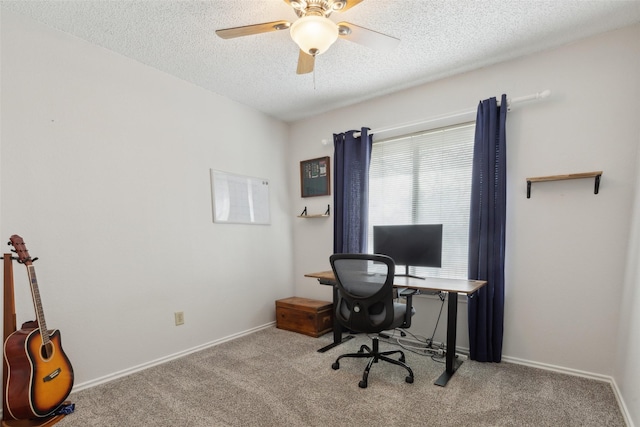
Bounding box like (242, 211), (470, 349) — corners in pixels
(290, 15), (339, 56)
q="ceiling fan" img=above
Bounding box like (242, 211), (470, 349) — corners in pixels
(215, 0), (400, 74)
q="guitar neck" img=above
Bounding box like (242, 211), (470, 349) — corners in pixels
(25, 264), (50, 345)
(8, 234), (52, 350)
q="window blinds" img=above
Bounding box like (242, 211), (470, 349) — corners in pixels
(368, 122), (475, 279)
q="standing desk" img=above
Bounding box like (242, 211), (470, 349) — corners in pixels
(304, 270), (487, 386)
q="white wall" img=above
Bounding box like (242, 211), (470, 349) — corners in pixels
(0, 11), (294, 386)
(289, 23), (640, 423)
(617, 143), (640, 424)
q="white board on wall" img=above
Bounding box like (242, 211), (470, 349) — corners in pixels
(210, 169), (270, 224)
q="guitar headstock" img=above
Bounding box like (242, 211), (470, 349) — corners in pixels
(8, 234), (34, 265)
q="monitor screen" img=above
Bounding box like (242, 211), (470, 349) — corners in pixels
(373, 224), (443, 270)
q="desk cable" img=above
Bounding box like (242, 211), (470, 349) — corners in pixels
(374, 291), (448, 362)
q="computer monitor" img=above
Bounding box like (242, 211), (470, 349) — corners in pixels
(373, 224), (443, 279)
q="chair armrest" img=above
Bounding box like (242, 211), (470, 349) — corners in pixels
(400, 290), (415, 328)
(399, 288), (418, 297)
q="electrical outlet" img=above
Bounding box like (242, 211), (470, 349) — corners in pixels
(174, 311), (184, 326)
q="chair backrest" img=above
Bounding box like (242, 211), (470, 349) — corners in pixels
(329, 253), (396, 333)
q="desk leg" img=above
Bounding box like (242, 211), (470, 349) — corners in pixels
(435, 291), (463, 386)
(317, 285), (354, 353)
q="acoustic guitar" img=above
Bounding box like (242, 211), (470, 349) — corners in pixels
(3, 235), (74, 420)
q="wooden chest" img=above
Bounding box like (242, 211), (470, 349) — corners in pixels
(275, 297), (333, 338)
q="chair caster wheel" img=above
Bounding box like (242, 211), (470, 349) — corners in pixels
(358, 380), (368, 388)
(405, 376), (414, 384)
(332, 362), (340, 370)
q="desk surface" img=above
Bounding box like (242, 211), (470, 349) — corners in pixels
(305, 271), (486, 294)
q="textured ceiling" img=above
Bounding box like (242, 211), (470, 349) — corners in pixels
(3, 0), (640, 122)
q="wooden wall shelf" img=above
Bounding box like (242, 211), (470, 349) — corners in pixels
(526, 171), (602, 198)
(298, 205), (330, 218)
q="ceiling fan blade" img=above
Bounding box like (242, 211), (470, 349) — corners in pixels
(216, 21), (291, 39)
(297, 50), (315, 74)
(337, 22), (400, 52)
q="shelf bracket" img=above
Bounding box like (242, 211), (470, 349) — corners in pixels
(324, 204), (330, 216)
(300, 206), (308, 216)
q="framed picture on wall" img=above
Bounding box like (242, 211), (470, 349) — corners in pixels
(300, 156), (330, 197)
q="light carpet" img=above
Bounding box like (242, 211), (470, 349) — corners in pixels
(56, 326), (625, 426)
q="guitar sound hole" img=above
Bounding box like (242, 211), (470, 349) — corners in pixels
(40, 342), (54, 359)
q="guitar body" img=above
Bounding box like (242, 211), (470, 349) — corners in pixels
(3, 326), (74, 420)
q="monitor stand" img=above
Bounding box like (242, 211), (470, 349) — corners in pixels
(395, 265), (425, 280)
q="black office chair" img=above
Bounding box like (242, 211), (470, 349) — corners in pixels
(329, 253), (415, 388)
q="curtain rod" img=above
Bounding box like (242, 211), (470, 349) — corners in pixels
(340, 90), (551, 140)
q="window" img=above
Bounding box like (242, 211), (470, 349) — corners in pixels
(368, 122), (475, 279)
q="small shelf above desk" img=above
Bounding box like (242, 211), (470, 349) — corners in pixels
(298, 205), (330, 218)
(526, 171), (602, 198)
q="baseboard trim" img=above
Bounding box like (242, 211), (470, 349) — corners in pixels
(70, 322), (276, 393)
(501, 354), (612, 381)
(501, 355), (633, 427)
(609, 378), (635, 427)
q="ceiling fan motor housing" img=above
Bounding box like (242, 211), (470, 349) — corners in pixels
(291, 0), (346, 18)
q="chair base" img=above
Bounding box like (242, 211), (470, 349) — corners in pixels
(331, 337), (414, 388)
